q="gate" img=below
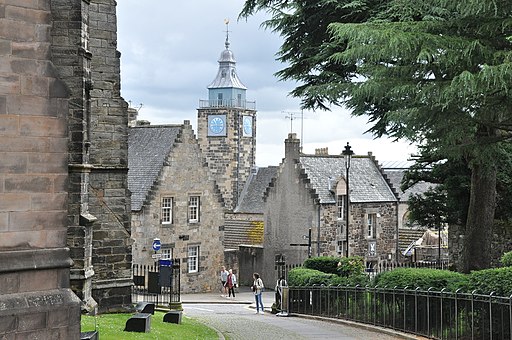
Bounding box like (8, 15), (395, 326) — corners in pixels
(132, 259), (181, 308)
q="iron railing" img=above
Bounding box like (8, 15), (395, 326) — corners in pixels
(288, 285), (512, 340)
(132, 260), (180, 306)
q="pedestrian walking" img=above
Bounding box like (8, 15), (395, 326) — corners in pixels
(251, 272), (265, 314)
(220, 266), (228, 296)
(275, 276), (287, 311)
(226, 269), (237, 298)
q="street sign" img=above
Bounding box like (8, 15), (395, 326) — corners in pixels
(152, 238), (161, 251)
(151, 253), (162, 259)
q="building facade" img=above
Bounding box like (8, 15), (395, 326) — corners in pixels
(129, 122), (225, 293)
(262, 134), (399, 285)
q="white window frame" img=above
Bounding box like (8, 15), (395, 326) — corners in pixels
(367, 213), (377, 238)
(161, 197), (173, 224)
(337, 195), (345, 220)
(188, 245), (199, 273)
(188, 196), (200, 223)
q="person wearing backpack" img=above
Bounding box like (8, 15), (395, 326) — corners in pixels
(251, 272), (265, 314)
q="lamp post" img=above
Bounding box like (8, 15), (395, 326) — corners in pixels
(342, 142), (354, 258)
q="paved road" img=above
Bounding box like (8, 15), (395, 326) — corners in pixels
(183, 303), (408, 340)
(180, 288), (423, 340)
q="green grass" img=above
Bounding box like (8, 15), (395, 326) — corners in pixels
(81, 311), (218, 339)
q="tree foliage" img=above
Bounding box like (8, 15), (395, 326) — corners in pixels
(240, 0), (512, 272)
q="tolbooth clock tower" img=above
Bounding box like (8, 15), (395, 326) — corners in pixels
(197, 23), (256, 210)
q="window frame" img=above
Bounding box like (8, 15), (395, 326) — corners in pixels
(161, 196), (173, 225)
(367, 213), (377, 239)
(188, 195), (200, 224)
(336, 195), (345, 220)
(187, 245), (199, 273)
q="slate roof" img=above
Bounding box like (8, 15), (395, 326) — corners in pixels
(299, 155), (397, 204)
(128, 125), (181, 211)
(235, 166), (278, 213)
(382, 168), (434, 201)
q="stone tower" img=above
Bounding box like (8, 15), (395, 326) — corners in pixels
(197, 25), (256, 210)
(52, 0), (132, 313)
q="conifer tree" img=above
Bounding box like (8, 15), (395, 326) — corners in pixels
(241, 0), (512, 272)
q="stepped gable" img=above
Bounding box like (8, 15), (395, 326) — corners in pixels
(235, 166), (278, 213)
(299, 154), (397, 204)
(128, 124), (181, 211)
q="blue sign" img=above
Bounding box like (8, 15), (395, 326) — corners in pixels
(152, 238), (161, 251)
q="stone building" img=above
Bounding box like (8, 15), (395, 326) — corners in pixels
(51, 0), (132, 313)
(0, 1), (82, 337)
(1, 2), (131, 337)
(262, 134), (399, 285)
(128, 32), (259, 291)
(128, 122), (225, 293)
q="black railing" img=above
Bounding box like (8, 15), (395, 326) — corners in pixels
(132, 260), (180, 307)
(288, 285), (512, 339)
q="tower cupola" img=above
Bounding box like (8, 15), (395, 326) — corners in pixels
(207, 19), (247, 107)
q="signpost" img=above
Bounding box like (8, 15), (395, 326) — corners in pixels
(152, 238), (161, 252)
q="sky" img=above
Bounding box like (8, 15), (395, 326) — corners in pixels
(116, 0), (417, 167)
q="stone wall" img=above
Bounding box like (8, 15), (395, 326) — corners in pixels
(50, 0), (132, 312)
(0, 1), (81, 337)
(197, 108), (256, 210)
(131, 122), (225, 293)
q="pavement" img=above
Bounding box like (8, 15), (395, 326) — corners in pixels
(180, 286), (275, 310)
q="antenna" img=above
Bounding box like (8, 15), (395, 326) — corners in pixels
(283, 110), (306, 151)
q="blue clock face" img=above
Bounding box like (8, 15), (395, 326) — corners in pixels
(209, 116), (225, 135)
(243, 116), (252, 136)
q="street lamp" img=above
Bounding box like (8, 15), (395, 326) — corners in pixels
(342, 142), (354, 258)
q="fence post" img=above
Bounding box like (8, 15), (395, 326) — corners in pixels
(489, 292), (495, 340)
(441, 288), (446, 340)
(403, 286), (408, 331)
(471, 290), (477, 340)
(427, 287), (434, 338)
(415, 287), (420, 334)
(455, 288), (461, 340)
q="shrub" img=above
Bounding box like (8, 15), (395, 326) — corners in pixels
(303, 256), (340, 274)
(501, 251), (512, 267)
(336, 256), (365, 277)
(467, 267), (512, 296)
(303, 256), (365, 277)
(373, 268), (468, 292)
(288, 267), (335, 286)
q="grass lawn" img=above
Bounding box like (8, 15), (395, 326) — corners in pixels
(81, 311), (219, 339)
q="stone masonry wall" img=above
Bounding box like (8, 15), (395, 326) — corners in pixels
(0, 1), (81, 338)
(197, 108), (256, 210)
(132, 122), (225, 293)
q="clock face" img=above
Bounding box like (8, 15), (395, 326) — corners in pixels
(208, 115), (226, 136)
(243, 116), (252, 136)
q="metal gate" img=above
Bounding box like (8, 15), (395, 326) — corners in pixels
(132, 259), (180, 307)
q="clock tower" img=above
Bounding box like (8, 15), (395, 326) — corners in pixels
(197, 22), (256, 211)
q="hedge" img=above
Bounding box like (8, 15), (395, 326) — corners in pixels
(373, 268), (468, 292)
(467, 267), (512, 296)
(303, 256), (365, 277)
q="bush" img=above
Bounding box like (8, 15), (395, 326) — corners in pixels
(303, 256), (340, 274)
(501, 251), (512, 267)
(303, 256), (365, 277)
(288, 267), (335, 286)
(467, 267), (512, 296)
(373, 268), (468, 292)
(336, 256), (365, 277)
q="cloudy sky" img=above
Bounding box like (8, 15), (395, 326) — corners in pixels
(117, 0), (417, 167)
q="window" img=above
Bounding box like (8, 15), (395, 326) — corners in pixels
(337, 195), (345, 220)
(367, 213), (377, 238)
(217, 93), (223, 106)
(161, 197), (173, 224)
(161, 246), (172, 260)
(188, 196), (200, 223)
(188, 245), (199, 273)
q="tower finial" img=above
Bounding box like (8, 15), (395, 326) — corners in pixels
(224, 18), (230, 49)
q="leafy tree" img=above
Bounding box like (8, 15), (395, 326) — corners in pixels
(240, 0), (512, 272)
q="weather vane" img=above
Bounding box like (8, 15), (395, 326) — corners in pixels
(224, 18), (230, 48)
